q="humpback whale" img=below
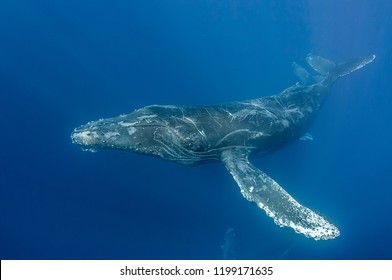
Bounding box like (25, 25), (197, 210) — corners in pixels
(71, 54), (375, 240)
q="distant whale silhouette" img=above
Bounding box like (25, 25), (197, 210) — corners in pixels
(72, 54), (375, 240)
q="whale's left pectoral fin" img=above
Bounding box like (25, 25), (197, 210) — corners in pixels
(221, 148), (340, 240)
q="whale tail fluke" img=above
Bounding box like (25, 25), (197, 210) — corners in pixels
(294, 54), (376, 85)
(306, 54), (336, 76)
(306, 54), (376, 81)
(334, 54), (376, 78)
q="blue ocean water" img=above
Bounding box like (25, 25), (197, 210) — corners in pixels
(1, 0), (391, 260)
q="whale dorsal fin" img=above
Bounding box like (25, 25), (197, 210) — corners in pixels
(221, 148), (340, 240)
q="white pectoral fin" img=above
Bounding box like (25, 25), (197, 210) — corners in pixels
(221, 148), (340, 240)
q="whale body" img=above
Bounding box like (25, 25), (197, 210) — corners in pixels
(71, 54), (375, 240)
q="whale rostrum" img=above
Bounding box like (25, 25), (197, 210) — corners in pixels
(72, 54), (375, 240)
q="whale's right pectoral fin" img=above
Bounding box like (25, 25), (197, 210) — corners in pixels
(221, 148), (340, 240)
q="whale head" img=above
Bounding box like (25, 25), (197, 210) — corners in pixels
(71, 105), (205, 164)
(71, 107), (165, 153)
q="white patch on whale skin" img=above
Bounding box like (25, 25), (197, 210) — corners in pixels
(74, 131), (91, 140)
(81, 147), (98, 153)
(118, 121), (138, 127)
(104, 132), (120, 139)
(72, 130), (99, 145)
(281, 119), (290, 128)
(250, 131), (267, 139)
(127, 127), (137, 136)
(137, 114), (157, 121)
(300, 133), (314, 141)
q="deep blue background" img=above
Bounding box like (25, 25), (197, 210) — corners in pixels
(1, 0), (391, 259)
